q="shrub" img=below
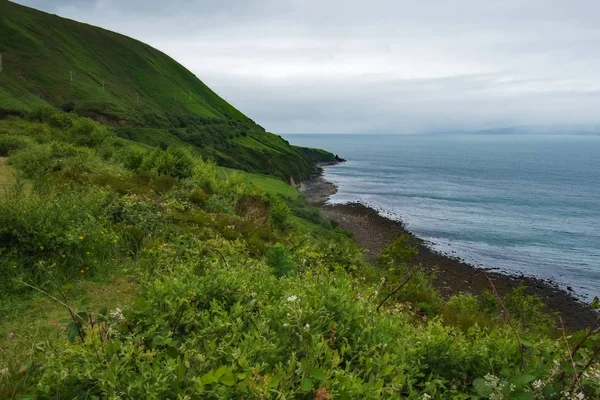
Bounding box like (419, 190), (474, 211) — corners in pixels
(69, 117), (111, 147)
(266, 243), (296, 277)
(0, 135), (33, 156)
(61, 102), (75, 113)
(189, 188), (210, 206)
(116, 147), (145, 171)
(204, 195), (236, 215)
(47, 112), (73, 130)
(441, 293), (489, 331)
(10, 141), (126, 185)
(28, 106), (56, 123)
(269, 196), (291, 229)
(0, 188), (118, 291)
(141, 147), (195, 179)
(377, 235), (419, 266)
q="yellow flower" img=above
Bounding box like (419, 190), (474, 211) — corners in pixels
(39, 245), (44, 250)
(115, 235), (119, 239)
(79, 236), (84, 240)
(80, 269), (85, 273)
(12, 265), (16, 269)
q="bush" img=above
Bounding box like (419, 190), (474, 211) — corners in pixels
(266, 243), (296, 277)
(0, 135), (33, 156)
(440, 293), (489, 331)
(140, 147), (195, 179)
(68, 117), (111, 147)
(269, 196), (291, 229)
(189, 188), (210, 206)
(10, 141), (126, 185)
(61, 102), (75, 113)
(0, 188), (118, 291)
(204, 195), (236, 215)
(116, 147), (145, 171)
(28, 106), (56, 123)
(48, 112), (73, 130)
(377, 235), (419, 266)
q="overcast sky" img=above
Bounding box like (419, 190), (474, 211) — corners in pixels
(14, 0), (600, 133)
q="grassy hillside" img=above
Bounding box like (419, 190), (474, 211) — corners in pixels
(0, 0), (338, 180)
(1, 108), (600, 399)
(3, 2), (600, 399)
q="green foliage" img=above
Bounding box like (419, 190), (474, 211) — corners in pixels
(377, 235), (419, 266)
(269, 195), (292, 229)
(485, 285), (556, 335)
(267, 243), (296, 277)
(0, 187), (118, 291)
(140, 147), (195, 179)
(68, 116), (111, 147)
(0, 1), (337, 181)
(47, 112), (73, 130)
(0, 134), (33, 156)
(1, 69), (599, 399)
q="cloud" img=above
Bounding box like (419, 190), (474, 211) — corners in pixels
(13, 0), (600, 133)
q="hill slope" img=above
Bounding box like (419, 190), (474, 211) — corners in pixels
(0, 0), (338, 179)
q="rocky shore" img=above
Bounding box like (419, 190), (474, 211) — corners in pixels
(302, 167), (598, 331)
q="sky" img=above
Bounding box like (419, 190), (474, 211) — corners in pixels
(14, 0), (600, 133)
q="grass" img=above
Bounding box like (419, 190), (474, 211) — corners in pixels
(0, 2), (245, 122)
(0, 1), (338, 182)
(0, 157), (14, 194)
(0, 111), (598, 399)
(242, 170), (300, 199)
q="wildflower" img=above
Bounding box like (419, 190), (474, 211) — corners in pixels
(80, 269), (85, 273)
(79, 236), (84, 240)
(286, 295), (297, 303)
(12, 265), (16, 269)
(39, 245), (44, 251)
(8, 332), (15, 339)
(110, 307), (125, 322)
(532, 379), (544, 391)
(421, 394), (432, 400)
(0, 368), (8, 376)
(303, 323), (310, 332)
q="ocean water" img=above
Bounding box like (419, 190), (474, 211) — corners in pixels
(285, 134), (600, 299)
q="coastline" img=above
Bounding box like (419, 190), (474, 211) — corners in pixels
(302, 165), (598, 331)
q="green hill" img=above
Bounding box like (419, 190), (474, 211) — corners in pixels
(1, 2), (599, 398)
(0, 0), (337, 180)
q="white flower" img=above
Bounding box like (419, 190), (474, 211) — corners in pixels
(0, 368), (8, 376)
(303, 323), (310, 332)
(286, 295), (297, 303)
(532, 379), (544, 391)
(421, 394), (432, 400)
(110, 307), (124, 322)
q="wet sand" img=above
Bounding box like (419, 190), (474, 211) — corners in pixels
(303, 167), (598, 331)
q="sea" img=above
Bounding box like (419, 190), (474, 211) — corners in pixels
(284, 133), (600, 300)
